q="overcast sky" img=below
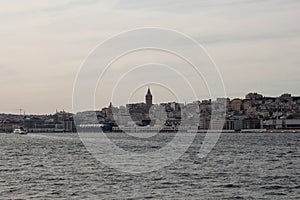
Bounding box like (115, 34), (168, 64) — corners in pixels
(1, 0), (300, 114)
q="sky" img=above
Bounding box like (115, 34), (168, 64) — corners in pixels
(0, 0), (300, 114)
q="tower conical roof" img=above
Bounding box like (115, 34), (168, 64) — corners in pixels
(147, 87), (152, 95)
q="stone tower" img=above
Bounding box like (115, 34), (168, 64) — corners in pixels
(145, 87), (153, 110)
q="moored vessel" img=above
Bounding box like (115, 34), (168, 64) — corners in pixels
(13, 127), (28, 135)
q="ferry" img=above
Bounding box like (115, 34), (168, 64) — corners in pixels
(13, 127), (28, 135)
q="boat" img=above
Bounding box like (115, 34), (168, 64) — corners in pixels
(13, 127), (28, 135)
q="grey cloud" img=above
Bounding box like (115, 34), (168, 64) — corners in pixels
(198, 31), (300, 45)
(114, 0), (272, 11)
(42, 0), (102, 12)
(0, 0), (300, 113)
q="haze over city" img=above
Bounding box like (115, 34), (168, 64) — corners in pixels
(1, 0), (300, 114)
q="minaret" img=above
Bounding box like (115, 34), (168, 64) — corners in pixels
(145, 87), (153, 110)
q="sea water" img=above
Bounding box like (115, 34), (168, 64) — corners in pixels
(0, 132), (299, 199)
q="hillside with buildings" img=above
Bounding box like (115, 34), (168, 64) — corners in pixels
(1, 91), (300, 133)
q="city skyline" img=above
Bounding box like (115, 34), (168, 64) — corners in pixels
(2, 90), (300, 115)
(3, 90), (300, 133)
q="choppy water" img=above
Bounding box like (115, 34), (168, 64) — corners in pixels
(0, 132), (299, 199)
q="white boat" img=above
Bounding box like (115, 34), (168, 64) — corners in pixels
(13, 128), (28, 135)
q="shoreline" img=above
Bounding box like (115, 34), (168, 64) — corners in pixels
(2, 129), (300, 134)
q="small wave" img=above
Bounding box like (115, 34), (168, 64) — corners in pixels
(261, 185), (284, 190)
(219, 183), (241, 188)
(264, 192), (287, 196)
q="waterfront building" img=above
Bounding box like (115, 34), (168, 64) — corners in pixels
(264, 119), (300, 129)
